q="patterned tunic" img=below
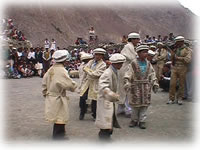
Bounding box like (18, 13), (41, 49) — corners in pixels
(124, 59), (158, 107)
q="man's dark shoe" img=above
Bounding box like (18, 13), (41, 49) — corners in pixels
(139, 122), (146, 129)
(79, 114), (84, 120)
(129, 120), (137, 128)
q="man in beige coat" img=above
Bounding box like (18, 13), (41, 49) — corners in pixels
(95, 53), (126, 140)
(78, 52), (93, 118)
(79, 48), (107, 120)
(42, 50), (77, 140)
(167, 36), (192, 105)
(78, 52), (93, 91)
(118, 32), (140, 117)
(153, 42), (167, 82)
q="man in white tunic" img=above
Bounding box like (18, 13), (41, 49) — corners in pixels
(117, 32), (140, 117)
(95, 53), (126, 140)
(42, 50), (77, 140)
(79, 48), (107, 120)
(78, 52), (93, 115)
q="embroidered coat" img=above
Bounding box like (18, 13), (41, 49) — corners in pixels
(124, 59), (158, 107)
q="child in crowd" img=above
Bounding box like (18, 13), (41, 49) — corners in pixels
(124, 45), (159, 129)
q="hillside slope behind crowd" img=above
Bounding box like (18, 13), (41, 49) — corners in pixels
(5, 1), (196, 47)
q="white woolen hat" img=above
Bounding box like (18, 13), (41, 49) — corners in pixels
(150, 45), (156, 49)
(52, 50), (70, 62)
(80, 53), (93, 61)
(148, 50), (156, 56)
(157, 42), (163, 46)
(175, 36), (185, 42)
(128, 33), (140, 39)
(109, 53), (126, 63)
(136, 45), (149, 53)
(93, 48), (106, 55)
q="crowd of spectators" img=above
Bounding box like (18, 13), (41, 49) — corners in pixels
(0, 18), (26, 41)
(1, 18), (193, 96)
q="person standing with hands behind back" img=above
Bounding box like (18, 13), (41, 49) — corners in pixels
(42, 50), (77, 140)
(124, 45), (159, 129)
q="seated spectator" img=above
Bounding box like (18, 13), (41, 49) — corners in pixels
(26, 64), (35, 77)
(75, 38), (80, 45)
(79, 38), (87, 45)
(159, 63), (171, 92)
(17, 61), (28, 77)
(9, 63), (21, 79)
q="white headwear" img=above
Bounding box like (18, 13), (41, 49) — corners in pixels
(93, 48), (106, 55)
(148, 50), (156, 56)
(175, 36), (185, 42)
(80, 53), (93, 61)
(109, 53), (126, 63)
(157, 42), (163, 46)
(150, 45), (156, 49)
(128, 33), (140, 39)
(136, 45), (149, 52)
(52, 50), (70, 62)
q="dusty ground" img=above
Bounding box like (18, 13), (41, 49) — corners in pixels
(1, 77), (196, 145)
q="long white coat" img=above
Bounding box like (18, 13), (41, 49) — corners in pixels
(78, 62), (87, 92)
(42, 63), (77, 124)
(118, 42), (137, 104)
(80, 59), (106, 100)
(95, 66), (119, 129)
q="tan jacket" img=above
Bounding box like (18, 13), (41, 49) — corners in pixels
(42, 63), (77, 124)
(172, 45), (192, 68)
(154, 48), (167, 64)
(118, 42), (137, 104)
(95, 66), (120, 129)
(80, 59), (106, 100)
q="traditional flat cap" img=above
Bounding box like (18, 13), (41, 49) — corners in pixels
(12, 47), (17, 50)
(93, 48), (106, 55)
(175, 36), (185, 42)
(157, 42), (163, 46)
(136, 45), (149, 52)
(109, 53), (126, 63)
(52, 50), (70, 62)
(148, 50), (156, 56)
(80, 53), (93, 61)
(128, 33), (140, 39)
(150, 45), (156, 49)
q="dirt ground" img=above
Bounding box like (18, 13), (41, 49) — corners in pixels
(1, 77), (196, 145)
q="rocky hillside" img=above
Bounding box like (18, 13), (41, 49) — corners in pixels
(4, 1), (196, 47)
